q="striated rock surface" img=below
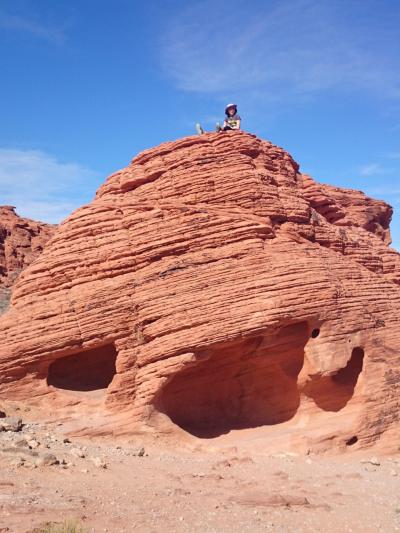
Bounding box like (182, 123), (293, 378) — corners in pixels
(0, 206), (55, 314)
(0, 132), (400, 453)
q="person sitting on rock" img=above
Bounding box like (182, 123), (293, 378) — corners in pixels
(196, 103), (242, 135)
(217, 103), (241, 132)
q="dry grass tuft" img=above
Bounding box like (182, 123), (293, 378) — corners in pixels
(34, 519), (88, 533)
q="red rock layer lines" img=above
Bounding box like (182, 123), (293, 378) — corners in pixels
(0, 132), (399, 453)
(0, 206), (55, 314)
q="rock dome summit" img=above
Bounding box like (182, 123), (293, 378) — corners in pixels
(1, 131), (400, 453)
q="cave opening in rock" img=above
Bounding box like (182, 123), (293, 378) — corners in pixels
(155, 323), (309, 438)
(346, 436), (358, 446)
(303, 347), (365, 412)
(47, 343), (117, 392)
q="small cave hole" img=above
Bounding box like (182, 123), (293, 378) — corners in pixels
(332, 347), (364, 386)
(303, 347), (365, 412)
(311, 329), (320, 339)
(47, 343), (117, 392)
(346, 436), (358, 446)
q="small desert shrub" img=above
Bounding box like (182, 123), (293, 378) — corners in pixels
(35, 519), (87, 533)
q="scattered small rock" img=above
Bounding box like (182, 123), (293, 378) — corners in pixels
(90, 456), (107, 469)
(63, 437), (71, 444)
(9, 456), (25, 467)
(28, 439), (40, 449)
(0, 417), (23, 432)
(35, 453), (59, 467)
(361, 457), (381, 466)
(14, 438), (29, 448)
(228, 456), (254, 465)
(70, 447), (85, 459)
(213, 460), (231, 469)
(132, 446), (145, 457)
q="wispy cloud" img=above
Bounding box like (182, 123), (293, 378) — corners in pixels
(364, 185), (400, 197)
(359, 163), (387, 177)
(387, 151), (400, 160)
(0, 9), (65, 44)
(160, 0), (400, 100)
(0, 149), (99, 223)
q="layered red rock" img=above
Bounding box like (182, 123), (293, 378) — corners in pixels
(0, 132), (400, 453)
(0, 206), (55, 314)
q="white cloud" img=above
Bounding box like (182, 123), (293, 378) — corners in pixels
(160, 0), (400, 100)
(359, 163), (386, 177)
(0, 10), (65, 44)
(0, 149), (99, 223)
(366, 187), (400, 196)
(387, 151), (400, 160)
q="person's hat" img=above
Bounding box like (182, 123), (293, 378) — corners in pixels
(225, 103), (237, 114)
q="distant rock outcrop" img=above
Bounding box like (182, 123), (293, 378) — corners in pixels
(0, 132), (400, 453)
(0, 206), (55, 314)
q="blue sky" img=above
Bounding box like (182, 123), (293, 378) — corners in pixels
(1, 0), (400, 248)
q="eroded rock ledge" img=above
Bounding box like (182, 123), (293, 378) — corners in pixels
(0, 206), (55, 314)
(0, 132), (399, 453)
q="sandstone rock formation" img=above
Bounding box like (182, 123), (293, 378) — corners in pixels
(1, 132), (400, 453)
(0, 206), (55, 314)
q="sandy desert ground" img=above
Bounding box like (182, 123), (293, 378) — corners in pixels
(0, 402), (399, 533)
